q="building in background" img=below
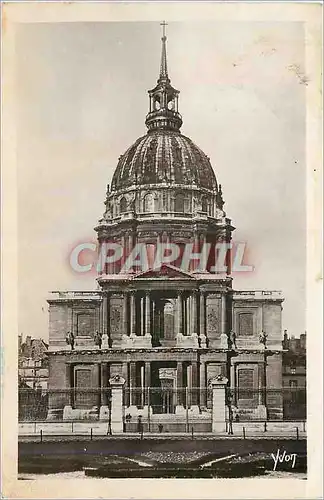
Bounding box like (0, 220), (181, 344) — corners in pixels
(18, 335), (49, 390)
(282, 331), (306, 419)
(46, 28), (285, 427)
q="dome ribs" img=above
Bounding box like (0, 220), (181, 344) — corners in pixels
(110, 131), (218, 192)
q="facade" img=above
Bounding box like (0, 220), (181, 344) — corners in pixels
(47, 31), (284, 425)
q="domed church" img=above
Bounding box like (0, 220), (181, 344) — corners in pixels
(47, 26), (284, 428)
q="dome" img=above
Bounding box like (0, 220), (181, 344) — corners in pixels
(111, 130), (218, 192)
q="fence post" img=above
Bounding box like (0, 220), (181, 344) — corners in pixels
(210, 376), (228, 433)
(90, 427), (93, 441)
(303, 421), (306, 432)
(71, 422), (74, 434)
(191, 426), (194, 440)
(264, 421), (267, 432)
(243, 426), (246, 439)
(296, 427), (299, 440)
(40, 429), (43, 443)
(34, 422), (37, 434)
(109, 375), (126, 434)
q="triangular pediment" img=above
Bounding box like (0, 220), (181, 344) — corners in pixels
(133, 264), (195, 280)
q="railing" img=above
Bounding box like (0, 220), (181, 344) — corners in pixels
(18, 387), (306, 424)
(48, 291), (101, 299)
(233, 290), (283, 299)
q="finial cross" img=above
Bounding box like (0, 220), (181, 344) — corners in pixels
(160, 21), (168, 38)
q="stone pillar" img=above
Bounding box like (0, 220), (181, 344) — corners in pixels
(109, 375), (125, 434)
(177, 292), (183, 335)
(211, 376), (228, 433)
(130, 292), (136, 337)
(176, 362), (184, 411)
(123, 293), (128, 336)
(145, 293), (151, 336)
(200, 362), (207, 407)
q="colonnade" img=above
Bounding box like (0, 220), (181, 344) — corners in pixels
(102, 291), (207, 339)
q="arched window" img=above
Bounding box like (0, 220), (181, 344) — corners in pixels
(143, 192), (154, 213)
(120, 197), (127, 213)
(175, 193), (185, 213)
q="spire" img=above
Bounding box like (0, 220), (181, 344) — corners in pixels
(145, 22), (183, 132)
(159, 21), (169, 81)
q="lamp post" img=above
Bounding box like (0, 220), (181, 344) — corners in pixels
(259, 331), (268, 420)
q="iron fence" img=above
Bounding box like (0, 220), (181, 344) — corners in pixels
(18, 386), (306, 424)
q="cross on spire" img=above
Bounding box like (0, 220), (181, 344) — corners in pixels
(160, 20), (168, 39)
(159, 21), (168, 79)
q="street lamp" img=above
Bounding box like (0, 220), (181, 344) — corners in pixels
(259, 331), (268, 420)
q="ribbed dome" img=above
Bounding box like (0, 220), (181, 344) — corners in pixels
(111, 130), (218, 192)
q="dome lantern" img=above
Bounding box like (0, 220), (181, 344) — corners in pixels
(145, 22), (183, 132)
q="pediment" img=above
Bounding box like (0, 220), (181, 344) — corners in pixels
(133, 264), (195, 280)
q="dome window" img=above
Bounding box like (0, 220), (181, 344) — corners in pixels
(120, 197), (127, 213)
(201, 197), (208, 213)
(143, 192), (154, 213)
(175, 193), (185, 213)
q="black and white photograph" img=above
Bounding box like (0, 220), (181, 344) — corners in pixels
(1, 2), (322, 499)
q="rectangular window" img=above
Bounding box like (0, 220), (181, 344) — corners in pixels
(238, 313), (253, 336)
(238, 368), (254, 399)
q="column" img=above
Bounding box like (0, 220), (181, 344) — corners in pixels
(200, 362), (207, 407)
(199, 292), (205, 336)
(176, 362), (183, 407)
(211, 376), (228, 433)
(123, 293), (128, 336)
(101, 363), (109, 405)
(99, 363), (110, 420)
(122, 362), (130, 407)
(130, 292), (136, 337)
(191, 361), (199, 407)
(192, 292), (198, 334)
(186, 295), (191, 336)
(177, 292), (183, 335)
(144, 362), (151, 406)
(145, 293), (151, 336)
(141, 297), (145, 336)
(201, 234), (208, 272)
(109, 375), (126, 434)
(66, 364), (73, 406)
(102, 294), (108, 335)
(130, 362), (137, 406)
(221, 294), (226, 336)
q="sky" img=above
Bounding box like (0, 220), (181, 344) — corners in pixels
(16, 21), (306, 340)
